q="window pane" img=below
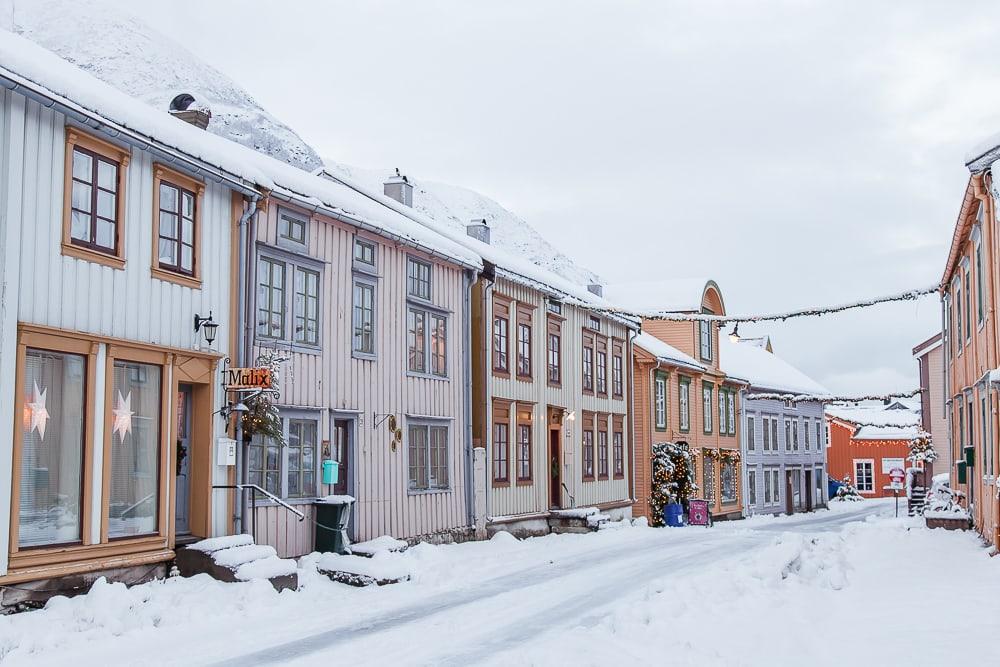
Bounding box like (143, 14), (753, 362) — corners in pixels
(431, 426), (448, 488)
(72, 149), (92, 182)
(71, 210), (91, 242)
(409, 425), (428, 490)
(160, 183), (178, 213)
(72, 181), (92, 213)
(97, 160), (117, 192)
(108, 360), (161, 538)
(96, 219), (115, 250)
(181, 246), (193, 272)
(159, 211), (178, 240)
(159, 239), (177, 265)
(19, 349), (86, 547)
(183, 192), (195, 218)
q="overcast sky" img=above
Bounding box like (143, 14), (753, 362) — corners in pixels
(111, 1), (1000, 395)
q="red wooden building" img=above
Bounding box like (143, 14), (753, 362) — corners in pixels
(826, 405), (920, 498)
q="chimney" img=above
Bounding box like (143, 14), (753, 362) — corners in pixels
(466, 219), (490, 245)
(587, 283), (603, 297)
(383, 169), (413, 207)
(168, 93), (211, 130)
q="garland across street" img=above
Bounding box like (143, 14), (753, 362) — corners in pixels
(745, 389), (922, 404)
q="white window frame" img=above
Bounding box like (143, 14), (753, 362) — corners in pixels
(747, 415), (756, 452)
(703, 384), (713, 434)
(679, 378), (690, 431)
(747, 468), (757, 507)
(771, 469), (781, 506)
(407, 419), (450, 493)
(654, 375), (667, 429)
(853, 458), (875, 493)
(784, 418), (792, 452)
(726, 391), (736, 436)
(763, 466), (773, 504)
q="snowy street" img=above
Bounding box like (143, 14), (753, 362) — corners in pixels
(3, 500), (998, 666)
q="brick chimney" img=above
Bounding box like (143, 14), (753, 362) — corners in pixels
(466, 219), (490, 244)
(383, 169), (413, 207)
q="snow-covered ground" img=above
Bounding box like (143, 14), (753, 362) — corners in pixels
(2, 499), (997, 666)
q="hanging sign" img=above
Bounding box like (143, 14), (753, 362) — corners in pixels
(889, 467), (905, 491)
(223, 366), (273, 390)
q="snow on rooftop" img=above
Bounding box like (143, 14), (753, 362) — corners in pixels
(825, 404), (922, 440)
(603, 278), (712, 314)
(720, 336), (828, 397)
(0, 30), (481, 268)
(634, 332), (706, 371)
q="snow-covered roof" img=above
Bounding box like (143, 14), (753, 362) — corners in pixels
(825, 405), (921, 440)
(720, 337), (829, 397)
(634, 332), (706, 372)
(0, 30), (481, 269)
(603, 278), (715, 314)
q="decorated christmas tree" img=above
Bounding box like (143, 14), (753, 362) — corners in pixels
(834, 475), (863, 502)
(907, 431), (938, 464)
(649, 442), (697, 526)
(240, 350), (286, 446)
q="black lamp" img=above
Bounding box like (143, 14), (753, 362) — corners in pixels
(194, 311), (219, 345)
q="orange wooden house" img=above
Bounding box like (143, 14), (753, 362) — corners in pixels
(606, 279), (745, 521)
(825, 405), (921, 498)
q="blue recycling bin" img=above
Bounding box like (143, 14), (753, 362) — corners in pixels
(828, 478), (843, 500)
(663, 502), (685, 527)
(322, 460), (339, 485)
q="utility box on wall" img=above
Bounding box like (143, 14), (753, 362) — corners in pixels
(216, 438), (237, 466)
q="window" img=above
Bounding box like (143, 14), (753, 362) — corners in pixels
(748, 469), (757, 507)
(492, 406), (509, 484)
(784, 418), (792, 452)
(278, 209), (307, 247)
(612, 341), (624, 398)
(589, 315), (602, 331)
(352, 279), (376, 355)
(293, 267), (320, 345)
(955, 280), (963, 352)
(547, 317), (562, 386)
(409, 423), (449, 491)
(718, 389), (726, 436)
(703, 384), (713, 434)
(154, 174), (198, 278)
(747, 416), (756, 452)
(654, 374), (667, 430)
(792, 420), (799, 451)
(976, 242), (985, 324)
(854, 460), (874, 492)
(108, 360), (162, 538)
(431, 314), (447, 376)
(721, 459), (736, 503)
(408, 307), (448, 377)
(727, 392), (736, 436)
(354, 238), (376, 267)
(65, 132), (126, 262)
(613, 420), (624, 478)
(257, 257), (286, 340)
(249, 433), (281, 497)
(547, 300), (563, 315)
(815, 467), (824, 506)
(699, 312), (713, 361)
(516, 306), (532, 379)
(598, 422), (609, 480)
(771, 418), (778, 453)
(982, 395), (991, 476)
(407, 258), (432, 300)
(596, 343), (608, 396)
(517, 406), (532, 483)
(582, 333), (595, 393)
(764, 468), (773, 504)
(816, 420), (822, 448)
(286, 419), (317, 498)
(679, 378), (690, 431)
(493, 299), (510, 374)
(762, 416), (770, 451)
(18, 349), (87, 547)
(582, 414), (595, 480)
(804, 420), (811, 451)
(965, 268), (972, 342)
(771, 469), (781, 505)
(702, 454), (716, 502)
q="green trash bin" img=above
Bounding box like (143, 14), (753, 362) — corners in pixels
(315, 496), (354, 554)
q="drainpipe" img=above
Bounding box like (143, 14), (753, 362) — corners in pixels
(463, 268), (478, 531)
(626, 328), (637, 506)
(482, 273), (495, 522)
(234, 193), (260, 535)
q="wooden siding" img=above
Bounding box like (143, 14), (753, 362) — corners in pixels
(251, 201), (470, 552)
(252, 504), (315, 559)
(826, 419), (910, 499)
(482, 277), (631, 519)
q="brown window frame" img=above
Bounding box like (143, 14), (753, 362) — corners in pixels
(612, 339), (624, 399)
(516, 403), (533, 484)
(582, 331), (595, 394)
(596, 338), (608, 397)
(492, 401), (511, 486)
(547, 315), (563, 388)
(151, 164), (204, 288)
(62, 128), (130, 270)
(597, 415), (609, 480)
(516, 304), (533, 380)
(492, 297), (511, 377)
(582, 411), (596, 481)
(612, 415), (625, 479)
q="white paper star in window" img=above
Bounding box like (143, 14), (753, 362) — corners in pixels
(112, 390), (134, 442)
(27, 382), (50, 440)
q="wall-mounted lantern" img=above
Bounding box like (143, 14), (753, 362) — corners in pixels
(194, 311), (219, 346)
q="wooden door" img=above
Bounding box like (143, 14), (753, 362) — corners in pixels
(804, 470), (813, 511)
(333, 419), (350, 496)
(174, 384), (192, 536)
(785, 471), (794, 515)
(550, 428), (561, 509)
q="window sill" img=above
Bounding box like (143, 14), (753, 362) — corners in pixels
(598, 475), (610, 481)
(352, 350), (377, 362)
(407, 297), (452, 315)
(256, 340), (322, 356)
(547, 381), (562, 389)
(407, 487), (453, 496)
(613, 474), (625, 481)
(151, 265), (202, 289)
(406, 371), (450, 381)
(352, 263), (379, 278)
(516, 478), (533, 487)
(61, 242), (126, 270)
(515, 374), (533, 383)
(493, 369), (511, 379)
(492, 479), (511, 488)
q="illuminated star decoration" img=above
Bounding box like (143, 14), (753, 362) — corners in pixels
(112, 390), (134, 442)
(27, 382), (50, 440)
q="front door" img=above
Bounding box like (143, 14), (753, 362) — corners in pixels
(785, 471), (794, 515)
(804, 470), (813, 511)
(332, 419), (351, 496)
(175, 384), (193, 536)
(550, 428), (561, 509)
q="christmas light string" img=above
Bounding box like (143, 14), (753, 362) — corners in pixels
(746, 389), (922, 404)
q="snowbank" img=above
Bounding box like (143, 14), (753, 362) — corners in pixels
(350, 535), (408, 557)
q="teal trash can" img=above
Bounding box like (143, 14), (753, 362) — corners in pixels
(315, 496), (354, 554)
(322, 459), (339, 485)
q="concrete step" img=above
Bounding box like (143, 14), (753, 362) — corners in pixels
(175, 535), (298, 592)
(548, 508), (609, 534)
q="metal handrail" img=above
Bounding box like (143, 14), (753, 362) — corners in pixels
(213, 484), (306, 546)
(561, 482), (576, 508)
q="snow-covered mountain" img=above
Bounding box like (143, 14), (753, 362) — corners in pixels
(321, 161), (600, 286)
(3, 0), (599, 286)
(2, 0), (322, 171)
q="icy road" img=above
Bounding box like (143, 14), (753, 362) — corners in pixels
(3, 500), (998, 666)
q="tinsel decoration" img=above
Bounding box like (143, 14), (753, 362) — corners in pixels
(649, 442), (697, 526)
(908, 431), (938, 463)
(240, 351), (287, 446)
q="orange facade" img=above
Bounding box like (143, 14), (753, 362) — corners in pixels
(941, 172), (1000, 546)
(826, 418), (912, 499)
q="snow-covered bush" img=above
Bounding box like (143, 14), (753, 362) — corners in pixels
(833, 476), (863, 502)
(907, 432), (938, 464)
